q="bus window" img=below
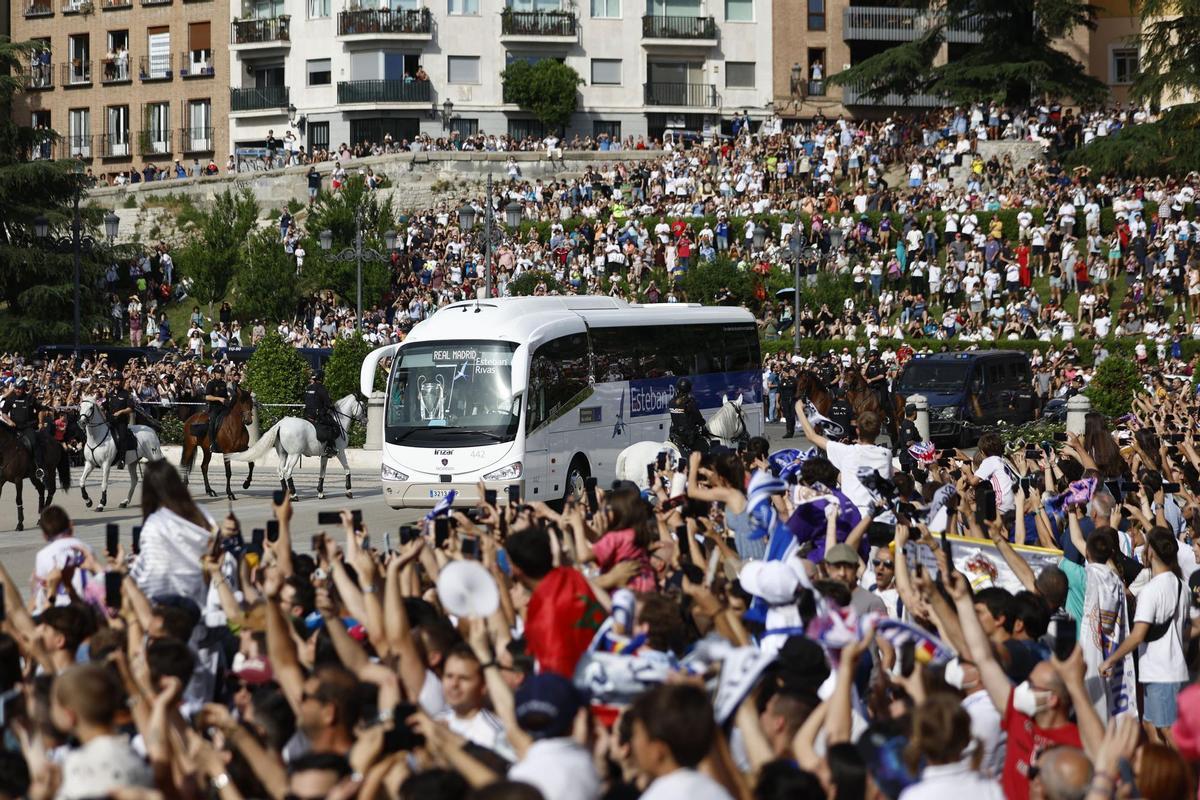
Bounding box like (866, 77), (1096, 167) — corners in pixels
(591, 327), (637, 382)
(527, 334), (588, 432)
(695, 326), (728, 374)
(724, 325), (758, 372)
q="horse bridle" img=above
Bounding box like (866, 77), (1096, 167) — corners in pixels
(329, 398), (366, 444)
(704, 401), (747, 441)
(79, 401), (115, 460)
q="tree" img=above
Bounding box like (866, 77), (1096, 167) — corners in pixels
(235, 227), (302, 322)
(1085, 355), (1143, 417)
(828, 0), (1106, 107)
(179, 188), (259, 310)
(302, 175), (397, 313)
(1065, 103), (1200, 177)
(243, 330), (311, 430)
(323, 333), (374, 401)
(1130, 0), (1200, 108)
(500, 59), (583, 133)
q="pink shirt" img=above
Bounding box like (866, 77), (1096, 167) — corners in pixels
(591, 528), (656, 593)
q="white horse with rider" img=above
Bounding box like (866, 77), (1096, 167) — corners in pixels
(615, 393), (749, 489)
(77, 396), (165, 510)
(234, 393), (367, 500)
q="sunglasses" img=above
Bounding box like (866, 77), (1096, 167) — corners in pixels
(872, 559), (894, 569)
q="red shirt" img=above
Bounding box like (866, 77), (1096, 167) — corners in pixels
(1002, 690), (1081, 800)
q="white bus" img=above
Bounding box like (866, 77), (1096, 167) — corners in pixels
(360, 296), (763, 508)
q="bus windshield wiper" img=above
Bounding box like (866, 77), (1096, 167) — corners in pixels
(435, 428), (507, 442)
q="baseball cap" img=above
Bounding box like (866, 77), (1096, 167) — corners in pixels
(823, 543), (859, 565)
(515, 673), (586, 740)
(231, 654), (274, 686)
(738, 561), (802, 605)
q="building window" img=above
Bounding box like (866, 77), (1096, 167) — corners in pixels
(307, 58), (331, 86)
(188, 22), (212, 74)
(308, 121), (330, 153)
(106, 105), (130, 157)
(308, 0), (330, 17)
(142, 101), (170, 155)
(590, 0), (618, 17)
(448, 0), (479, 15)
(145, 27), (170, 80)
(448, 55), (480, 84)
(593, 120), (620, 140)
(451, 118), (478, 137)
(508, 118), (546, 140)
(68, 108), (91, 157)
(1111, 48), (1138, 85)
(725, 61), (754, 88)
(725, 0), (751, 22)
(590, 58), (621, 85)
(186, 99), (212, 151)
(807, 0), (824, 30)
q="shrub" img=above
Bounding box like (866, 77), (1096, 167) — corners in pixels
(1085, 356), (1143, 417)
(243, 330), (311, 430)
(324, 333), (374, 402)
(509, 270), (563, 296)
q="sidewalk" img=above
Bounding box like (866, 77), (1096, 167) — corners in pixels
(161, 445), (383, 470)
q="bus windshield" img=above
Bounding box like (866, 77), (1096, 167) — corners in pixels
(386, 341), (520, 446)
(896, 361), (971, 392)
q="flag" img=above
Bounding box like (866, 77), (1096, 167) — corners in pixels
(784, 488), (864, 562)
(804, 400), (845, 439)
(874, 618), (954, 666)
(1082, 563), (1138, 721)
(768, 449), (801, 476)
(746, 470), (786, 541)
(525, 566), (607, 678)
(425, 490), (457, 521)
(908, 441), (937, 464)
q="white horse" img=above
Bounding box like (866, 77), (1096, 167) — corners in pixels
(614, 394), (750, 488)
(77, 396), (165, 510)
(235, 394), (367, 500)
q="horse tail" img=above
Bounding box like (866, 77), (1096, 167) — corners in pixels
(234, 420), (282, 462)
(57, 451), (71, 491)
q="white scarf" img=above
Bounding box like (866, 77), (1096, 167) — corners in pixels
(1081, 562), (1138, 720)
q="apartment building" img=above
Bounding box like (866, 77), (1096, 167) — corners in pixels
(226, 0), (773, 155)
(11, 0), (228, 175)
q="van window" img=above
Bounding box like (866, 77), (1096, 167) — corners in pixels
(896, 360), (971, 392)
(986, 363), (1003, 386)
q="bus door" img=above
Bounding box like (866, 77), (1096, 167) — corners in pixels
(525, 331), (590, 501)
(586, 326), (633, 483)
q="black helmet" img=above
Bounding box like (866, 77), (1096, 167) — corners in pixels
(676, 377), (693, 394)
(314, 369), (325, 381)
(14, 378), (27, 390)
(211, 364), (224, 374)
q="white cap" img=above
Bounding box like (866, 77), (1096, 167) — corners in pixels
(738, 560), (803, 605)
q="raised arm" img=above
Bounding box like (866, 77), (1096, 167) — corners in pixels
(262, 567), (306, 714)
(948, 570), (1012, 715)
(794, 400), (829, 450)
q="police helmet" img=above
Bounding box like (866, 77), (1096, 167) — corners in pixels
(212, 364), (225, 374)
(14, 378), (27, 390)
(676, 377), (693, 394)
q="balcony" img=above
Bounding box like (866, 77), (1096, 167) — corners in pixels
(24, 2), (54, 17)
(26, 65), (54, 89)
(138, 130), (172, 156)
(231, 16), (291, 50)
(842, 6), (982, 44)
(101, 0), (132, 9)
(840, 81), (942, 107)
(641, 15), (717, 45)
(180, 50), (215, 78)
(337, 8), (432, 41)
(142, 0), (171, 5)
(63, 135), (94, 159)
(100, 133), (131, 158)
(139, 53), (173, 80)
(182, 126), (214, 153)
(100, 57), (132, 83)
(500, 10), (577, 42)
(60, 0), (91, 14)
(643, 81), (717, 107)
(61, 60), (93, 87)
(231, 85), (289, 112)
(337, 78), (432, 105)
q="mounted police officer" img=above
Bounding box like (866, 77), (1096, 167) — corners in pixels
(304, 369), (337, 458)
(105, 374), (136, 469)
(864, 349), (890, 409)
(668, 377), (708, 458)
(204, 364), (230, 452)
(1, 378), (49, 477)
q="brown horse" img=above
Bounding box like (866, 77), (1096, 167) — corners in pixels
(793, 370), (834, 417)
(180, 387), (256, 500)
(0, 426), (71, 531)
(842, 368), (903, 445)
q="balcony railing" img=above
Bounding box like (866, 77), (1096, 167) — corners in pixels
(63, 135), (94, 159)
(101, 0), (132, 9)
(139, 53), (172, 80)
(643, 81), (716, 107)
(182, 126), (214, 152)
(138, 130), (172, 155)
(501, 9), (577, 37)
(26, 64), (54, 89)
(142, 0), (171, 5)
(840, 81), (942, 107)
(231, 85), (289, 111)
(231, 16), (290, 45)
(807, 80), (824, 97)
(100, 133), (131, 158)
(337, 78), (432, 104)
(61, 60), (93, 86)
(24, 2), (54, 17)
(337, 7), (431, 35)
(842, 6), (981, 44)
(100, 57), (132, 83)
(641, 15), (716, 40)
(180, 50), (215, 77)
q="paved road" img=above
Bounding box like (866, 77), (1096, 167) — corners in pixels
(0, 421), (802, 596)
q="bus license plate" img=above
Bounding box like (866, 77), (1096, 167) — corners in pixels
(428, 489), (452, 498)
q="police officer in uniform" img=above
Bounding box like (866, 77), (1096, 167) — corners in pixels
(106, 374), (136, 469)
(1, 378), (49, 475)
(304, 369), (337, 457)
(204, 364), (230, 452)
(864, 350), (890, 409)
(668, 378), (708, 457)
(780, 361), (798, 439)
(896, 404), (922, 469)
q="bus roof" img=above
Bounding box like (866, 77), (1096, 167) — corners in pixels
(401, 297), (757, 345)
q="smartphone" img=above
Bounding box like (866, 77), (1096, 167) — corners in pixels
(311, 533), (326, 555)
(399, 525), (417, 545)
(266, 519), (280, 543)
(105, 524), (120, 559)
(0, 585), (8, 623)
(656, 452), (667, 471)
(484, 489), (498, 507)
(380, 704), (425, 752)
(940, 528), (953, 567)
(646, 464), (656, 486)
(273, 489), (286, 505)
(434, 518), (450, 549)
(249, 528), (265, 554)
(899, 641), (916, 678)
(507, 484), (521, 505)
(1052, 611), (1077, 661)
(1052, 432), (1069, 443)
(1169, 433), (1187, 443)
(1024, 449), (1040, 460)
(384, 530), (393, 553)
(105, 571), (122, 610)
(461, 536), (480, 559)
(131, 525), (141, 555)
(352, 509), (363, 527)
(317, 511), (341, 526)
(1163, 482), (1182, 493)
(584, 476), (599, 516)
(674, 524), (687, 542)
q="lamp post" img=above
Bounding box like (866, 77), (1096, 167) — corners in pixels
(319, 207), (396, 333)
(795, 245), (820, 352)
(457, 173), (502, 299)
(33, 165), (119, 353)
(751, 224), (767, 253)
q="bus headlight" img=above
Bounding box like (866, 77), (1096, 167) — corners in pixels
(381, 464), (409, 481)
(483, 461), (522, 481)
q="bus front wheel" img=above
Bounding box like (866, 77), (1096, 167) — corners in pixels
(561, 456), (590, 510)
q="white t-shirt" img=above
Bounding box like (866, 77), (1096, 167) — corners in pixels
(1134, 571), (1189, 683)
(641, 769), (733, 800)
(34, 536), (95, 611)
(825, 440), (893, 516)
(508, 738), (600, 800)
(975, 456), (1015, 514)
(435, 707), (515, 761)
(962, 690), (1004, 778)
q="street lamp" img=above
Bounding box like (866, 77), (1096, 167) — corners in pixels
(456, 174), (502, 298)
(442, 99), (455, 130)
(504, 201), (523, 229)
(318, 206), (392, 333)
(33, 167), (118, 352)
(795, 245), (821, 352)
(751, 225), (767, 252)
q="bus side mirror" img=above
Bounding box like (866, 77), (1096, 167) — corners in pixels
(510, 345), (529, 399)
